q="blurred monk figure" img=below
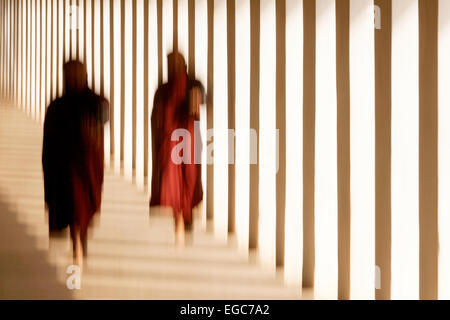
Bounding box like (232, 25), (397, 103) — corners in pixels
(42, 60), (109, 270)
(150, 52), (205, 247)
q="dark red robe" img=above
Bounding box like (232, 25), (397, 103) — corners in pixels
(42, 89), (109, 240)
(149, 76), (203, 225)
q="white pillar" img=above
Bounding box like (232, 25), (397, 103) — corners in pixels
(113, 0), (121, 173)
(36, 0), (41, 121)
(71, 0), (77, 60)
(46, 0), (51, 106)
(284, 0), (303, 287)
(78, 0), (84, 63)
(64, 0), (70, 62)
(349, 0), (376, 299)
(314, 0), (338, 300)
(391, 0), (419, 300)
(41, 0), (46, 121)
(18, 0), (23, 108)
(103, 0), (111, 167)
(213, 0), (228, 243)
(31, 0), (36, 117)
(177, 0), (188, 59)
(11, 0), (15, 103)
(258, 0), (277, 271)
(52, 0), (57, 99)
(195, 0), (208, 229)
(93, 0), (101, 94)
(147, 0), (158, 191)
(28, 0), (32, 109)
(162, 0), (173, 83)
(22, 0), (27, 108)
(136, 0), (145, 189)
(85, 0), (93, 88)
(123, 0), (133, 181)
(235, 0), (250, 254)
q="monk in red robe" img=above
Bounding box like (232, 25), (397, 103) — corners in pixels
(150, 52), (204, 246)
(42, 60), (109, 269)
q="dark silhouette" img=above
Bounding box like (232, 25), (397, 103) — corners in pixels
(42, 60), (109, 269)
(150, 52), (205, 246)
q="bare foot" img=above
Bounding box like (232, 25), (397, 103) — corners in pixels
(73, 231), (84, 272)
(73, 254), (84, 273)
(175, 214), (185, 248)
(175, 232), (185, 248)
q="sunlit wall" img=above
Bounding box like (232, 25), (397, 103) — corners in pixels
(1, 0), (450, 301)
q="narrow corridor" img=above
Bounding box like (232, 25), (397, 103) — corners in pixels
(0, 102), (307, 299)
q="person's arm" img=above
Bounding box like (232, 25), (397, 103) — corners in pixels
(83, 114), (104, 213)
(183, 120), (199, 213)
(189, 87), (202, 120)
(151, 89), (163, 165)
(150, 88), (165, 204)
(100, 96), (110, 125)
(189, 79), (206, 112)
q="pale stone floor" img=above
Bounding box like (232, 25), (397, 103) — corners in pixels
(0, 103), (311, 300)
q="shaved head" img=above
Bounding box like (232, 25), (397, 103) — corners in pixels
(167, 52), (187, 83)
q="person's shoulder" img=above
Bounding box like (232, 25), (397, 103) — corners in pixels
(152, 84), (170, 115)
(47, 96), (64, 109)
(83, 88), (101, 102)
(186, 116), (197, 130)
(154, 83), (170, 100)
(158, 83), (170, 91)
(82, 89), (110, 122)
(45, 97), (64, 117)
(44, 97), (69, 128)
(82, 89), (108, 108)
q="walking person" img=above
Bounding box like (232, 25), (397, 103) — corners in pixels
(42, 60), (109, 270)
(150, 52), (205, 247)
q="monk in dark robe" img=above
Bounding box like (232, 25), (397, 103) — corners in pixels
(42, 60), (109, 269)
(150, 52), (205, 246)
